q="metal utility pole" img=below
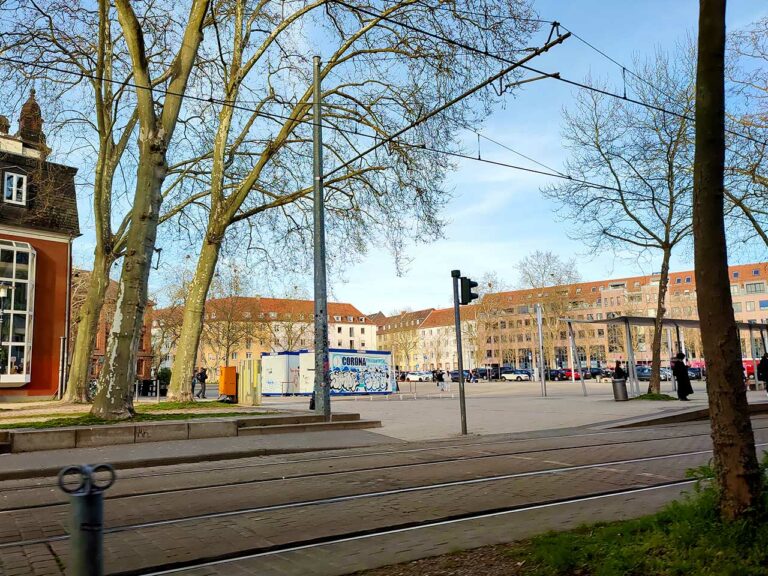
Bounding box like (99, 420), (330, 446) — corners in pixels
(451, 270), (468, 435)
(536, 303), (547, 397)
(312, 56), (330, 421)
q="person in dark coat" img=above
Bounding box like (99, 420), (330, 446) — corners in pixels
(613, 360), (626, 380)
(195, 367), (208, 399)
(758, 353), (768, 394)
(672, 353), (693, 401)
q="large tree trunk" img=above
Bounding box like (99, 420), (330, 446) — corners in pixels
(90, 140), (166, 420)
(167, 239), (221, 401)
(64, 249), (113, 403)
(648, 248), (671, 394)
(694, 0), (761, 520)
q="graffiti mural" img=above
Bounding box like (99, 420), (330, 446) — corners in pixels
(328, 351), (395, 393)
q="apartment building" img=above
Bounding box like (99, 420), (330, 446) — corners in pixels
(418, 307), (477, 371)
(373, 308), (434, 371)
(476, 262), (768, 371)
(154, 297), (376, 378)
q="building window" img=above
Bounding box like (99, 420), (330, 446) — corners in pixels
(246, 352), (252, 359)
(747, 301), (755, 312)
(361, 341), (366, 348)
(349, 327), (354, 336)
(3, 173), (26, 205)
(676, 278), (682, 284)
(753, 269), (760, 276)
(760, 301), (768, 310)
(361, 327), (365, 334)
(733, 302), (742, 313)
(337, 326), (342, 334)
(733, 271), (740, 279)
(337, 340), (342, 347)
(349, 339), (354, 349)
(231, 352), (237, 360)
(0, 241), (35, 385)
(746, 282), (765, 294)
(334, 315), (341, 321)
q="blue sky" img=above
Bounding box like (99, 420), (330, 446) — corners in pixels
(325, 0), (768, 314)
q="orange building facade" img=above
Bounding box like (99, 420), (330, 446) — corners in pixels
(0, 91), (79, 400)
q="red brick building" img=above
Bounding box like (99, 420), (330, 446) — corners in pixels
(0, 91), (79, 401)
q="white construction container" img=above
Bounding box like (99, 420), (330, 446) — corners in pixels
(260, 351), (300, 395)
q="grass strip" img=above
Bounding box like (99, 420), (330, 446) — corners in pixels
(631, 393), (678, 401)
(0, 412), (263, 430)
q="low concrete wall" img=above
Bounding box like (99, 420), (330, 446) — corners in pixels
(5, 412), (365, 453)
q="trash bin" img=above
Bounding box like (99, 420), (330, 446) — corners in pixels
(611, 378), (628, 402)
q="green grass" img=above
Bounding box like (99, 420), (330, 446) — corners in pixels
(505, 464), (768, 576)
(0, 411), (260, 430)
(632, 393), (678, 401)
(136, 401), (244, 412)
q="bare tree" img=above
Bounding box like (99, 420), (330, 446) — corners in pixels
(90, 0), (210, 419)
(200, 266), (257, 371)
(694, 0), (761, 520)
(544, 49), (695, 394)
(165, 0), (542, 400)
(515, 251), (581, 370)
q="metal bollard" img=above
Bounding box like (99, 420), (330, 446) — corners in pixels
(58, 464), (116, 576)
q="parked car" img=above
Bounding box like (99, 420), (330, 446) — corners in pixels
(600, 367), (614, 380)
(687, 367), (703, 380)
(546, 368), (565, 381)
(502, 369), (531, 382)
(636, 366), (652, 381)
(588, 368), (603, 379)
(562, 368), (582, 380)
(449, 370), (471, 382)
(405, 371), (432, 382)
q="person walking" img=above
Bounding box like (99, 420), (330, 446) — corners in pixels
(191, 368), (198, 398)
(758, 353), (768, 394)
(672, 353), (693, 401)
(613, 360), (626, 380)
(195, 367), (208, 399)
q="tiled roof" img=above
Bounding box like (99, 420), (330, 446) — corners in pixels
(156, 296), (370, 323)
(420, 306), (476, 329)
(0, 152), (79, 237)
(376, 308), (435, 332)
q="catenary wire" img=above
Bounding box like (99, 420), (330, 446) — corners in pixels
(332, 0), (767, 148)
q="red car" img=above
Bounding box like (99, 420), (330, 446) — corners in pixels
(562, 368), (582, 380)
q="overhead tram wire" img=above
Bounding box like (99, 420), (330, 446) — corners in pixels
(331, 0), (768, 149)
(323, 23), (571, 178)
(0, 41), (660, 199)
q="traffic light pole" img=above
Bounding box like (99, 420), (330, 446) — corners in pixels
(312, 56), (330, 421)
(451, 270), (468, 435)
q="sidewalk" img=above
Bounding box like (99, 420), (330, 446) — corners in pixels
(0, 429), (401, 480)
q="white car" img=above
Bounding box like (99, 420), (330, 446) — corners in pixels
(405, 371), (432, 382)
(501, 370), (531, 382)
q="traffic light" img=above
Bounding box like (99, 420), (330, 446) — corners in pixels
(460, 276), (479, 305)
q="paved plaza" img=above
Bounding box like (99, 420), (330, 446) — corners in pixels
(262, 379), (726, 441)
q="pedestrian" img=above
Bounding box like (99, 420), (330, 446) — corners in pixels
(672, 352), (693, 401)
(195, 367), (208, 399)
(442, 370), (451, 392)
(190, 368), (198, 397)
(613, 360), (626, 380)
(758, 353), (768, 395)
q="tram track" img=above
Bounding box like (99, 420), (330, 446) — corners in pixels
(2, 419), (760, 507)
(0, 441), (756, 552)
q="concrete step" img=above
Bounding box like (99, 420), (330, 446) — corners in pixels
(238, 419), (382, 435)
(235, 413), (360, 428)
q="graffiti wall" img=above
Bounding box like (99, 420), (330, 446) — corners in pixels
(328, 351), (394, 393)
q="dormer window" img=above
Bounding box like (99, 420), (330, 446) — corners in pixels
(4, 173), (26, 205)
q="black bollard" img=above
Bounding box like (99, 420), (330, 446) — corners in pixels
(58, 464), (116, 576)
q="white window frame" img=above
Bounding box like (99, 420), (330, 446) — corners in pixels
(4, 173), (27, 206)
(0, 240), (35, 387)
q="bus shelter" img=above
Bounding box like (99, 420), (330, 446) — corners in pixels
(561, 315), (768, 397)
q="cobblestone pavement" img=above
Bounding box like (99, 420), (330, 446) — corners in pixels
(1, 416), (767, 575)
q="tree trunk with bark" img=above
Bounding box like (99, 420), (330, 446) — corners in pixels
(694, 0), (762, 520)
(167, 238), (221, 401)
(648, 247), (672, 394)
(91, 140), (166, 419)
(64, 249), (113, 403)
